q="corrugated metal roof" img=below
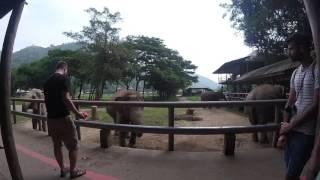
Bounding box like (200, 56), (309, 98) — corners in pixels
(213, 57), (248, 74)
(234, 59), (300, 83)
(0, 0), (24, 19)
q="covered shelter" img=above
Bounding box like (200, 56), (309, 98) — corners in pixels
(213, 55), (264, 93)
(0, 0), (25, 179)
(233, 59), (300, 86)
(213, 53), (264, 85)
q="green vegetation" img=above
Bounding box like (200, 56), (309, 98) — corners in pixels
(186, 96), (201, 101)
(222, 0), (310, 57)
(14, 115), (31, 124)
(13, 7), (198, 100)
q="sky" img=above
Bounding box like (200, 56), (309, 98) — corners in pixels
(0, 0), (252, 82)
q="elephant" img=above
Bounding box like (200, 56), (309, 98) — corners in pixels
(245, 84), (285, 144)
(200, 91), (226, 108)
(200, 91), (226, 101)
(106, 90), (144, 147)
(22, 88), (47, 132)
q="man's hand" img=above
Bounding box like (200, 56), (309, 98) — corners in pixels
(77, 111), (88, 120)
(280, 122), (293, 135)
(282, 111), (290, 122)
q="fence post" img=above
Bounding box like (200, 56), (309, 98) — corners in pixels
(12, 100), (16, 124)
(224, 133), (236, 156)
(168, 106), (175, 151)
(91, 106), (97, 120)
(272, 105), (281, 148)
(100, 129), (110, 148)
(75, 104), (81, 140)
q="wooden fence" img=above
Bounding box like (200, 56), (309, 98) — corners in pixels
(10, 98), (287, 156)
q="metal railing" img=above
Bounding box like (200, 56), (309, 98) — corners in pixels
(10, 98), (287, 156)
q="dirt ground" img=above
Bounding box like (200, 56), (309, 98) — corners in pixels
(18, 100), (274, 152)
(72, 107), (272, 152)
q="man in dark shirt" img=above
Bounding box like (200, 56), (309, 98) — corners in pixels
(44, 61), (86, 179)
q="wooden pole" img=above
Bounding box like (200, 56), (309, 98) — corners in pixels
(272, 105), (280, 148)
(168, 106), (175, 151)
(302, 2), (320, 179)
(12, 100), (17, 124)
(75, 104), (81, 140)
(224, 133), (236, 156)
(0, 1), (25, 180)
(303, 0), (320, 136)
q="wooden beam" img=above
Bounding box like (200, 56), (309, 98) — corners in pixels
(303, 0), (320, 65)
(0, 1), (25, 180)
(11, 97), (287, 108)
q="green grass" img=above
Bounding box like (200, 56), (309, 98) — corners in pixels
(96, 107), (187, 126)
(186, 96), (201, 101)
(14, 115), (31, 124)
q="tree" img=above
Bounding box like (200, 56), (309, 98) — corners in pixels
(12, 49), (93, 97)
(222, 0), (311, 55)
(64, 7), (126, 99)
(123, 36), (198, 99)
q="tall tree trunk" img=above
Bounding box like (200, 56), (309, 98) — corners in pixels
(77, 80), (83, 99)
(0, 2), (25, 180)
(142, 80), (146, 97)
(135, 77), (140, 91)
(115, 81), (119, 93)
(95, 81), (104, 100)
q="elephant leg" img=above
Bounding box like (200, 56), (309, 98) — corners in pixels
(32, 118), (37, 130)
(259, 132), (269, 144)
(128, 132), (137, 148)
(249, 107), (259, 142)
(38, 119), (42, 131)
(252, 133), (259, 142)
(119, 131), (127, 147)
(42, 119), (47, 132)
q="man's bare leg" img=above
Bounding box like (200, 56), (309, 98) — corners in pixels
(53, 145), (64, 170)
(69, 150), (78, 172)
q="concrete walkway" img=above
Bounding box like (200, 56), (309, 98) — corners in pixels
(0, 125), (286, 180)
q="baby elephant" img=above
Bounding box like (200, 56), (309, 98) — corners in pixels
(106, 90), (144, 147)
(22, 88), (47, 131)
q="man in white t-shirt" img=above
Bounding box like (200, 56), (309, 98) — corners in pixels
(279, 33), (319, 180)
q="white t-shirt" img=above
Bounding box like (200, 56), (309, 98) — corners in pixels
(290, 62), (320, 135)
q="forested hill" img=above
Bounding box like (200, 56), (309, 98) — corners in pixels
(191, 75), (220, 90)
(9, 42), (81, 68)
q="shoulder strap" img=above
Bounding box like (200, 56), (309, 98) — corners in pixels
(312, 61), (316, 79)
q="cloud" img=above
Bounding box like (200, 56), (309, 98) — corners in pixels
(0, 0), (251, 82)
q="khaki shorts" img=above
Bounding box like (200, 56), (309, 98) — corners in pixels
(47, 116), (79, 151)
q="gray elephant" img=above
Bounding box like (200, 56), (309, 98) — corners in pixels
(200, 91), (226, 101)
(106, 90), (144, 147)
(22, 89), (47, 132)
(201, 91), (226, 108)
(245, 84), (285, 143)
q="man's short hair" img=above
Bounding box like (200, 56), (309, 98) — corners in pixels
(286, 33), (312, 49)
(56, 61), (68, 70)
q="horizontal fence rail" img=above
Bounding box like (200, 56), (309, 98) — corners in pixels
(11, 98), (287, 156)
(11, 98), (287, 107)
